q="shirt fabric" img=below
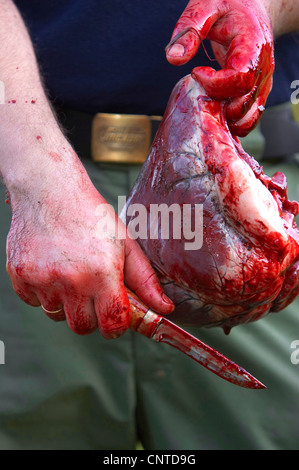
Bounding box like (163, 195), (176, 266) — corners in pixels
(14, 0), (299, 114)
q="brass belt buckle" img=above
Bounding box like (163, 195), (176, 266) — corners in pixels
(91, 113), (154, 163)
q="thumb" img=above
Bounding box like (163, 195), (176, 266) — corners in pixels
(124, 237), (174, 315)
(165, 1), (219, 66)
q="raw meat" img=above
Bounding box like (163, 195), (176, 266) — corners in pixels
(123, 75), (299, 333)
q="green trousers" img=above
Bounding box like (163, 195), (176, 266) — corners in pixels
(0, 131), (299, 450)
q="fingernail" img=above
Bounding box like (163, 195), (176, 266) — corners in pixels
(101, 329), (126, 340)
(110, 333), (121, 339)
(166, 43), (185, 58)
(162, 293), (174, 307)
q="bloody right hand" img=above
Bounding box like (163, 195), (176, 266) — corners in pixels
(166, 0), (275, 137)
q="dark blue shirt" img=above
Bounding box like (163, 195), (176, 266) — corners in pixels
(15, 0), (299, 114)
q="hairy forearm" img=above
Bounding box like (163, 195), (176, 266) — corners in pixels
(264, 0), (299, 37)
(0, 0), (80, 205)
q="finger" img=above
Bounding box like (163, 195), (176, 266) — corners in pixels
(228, 75), (273, 137)
(226, 88), (259, 123)
(64, 296), (98, 335)
(191, 66), (257, 100)
(228, 97), (265, 137)
(207, 8), (273, 74)
(226, 42), (273, 121)
(166, 28), (201, 66)
(40, 305), (66, 322)
(124, 237), (174, 315)
(191, 28), (273, 100)
(36, 291), (66, 322)
(226, 69), (273, 123)
(209, 41), (227, 69)
(166, 2), (219, 66)
(94, 279), (131, 339)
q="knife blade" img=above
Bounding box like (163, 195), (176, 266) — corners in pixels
(127, 289), (266, 390)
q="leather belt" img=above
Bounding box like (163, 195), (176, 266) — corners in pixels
(260, 102), (299, 159)
(56, 107), (162, 164)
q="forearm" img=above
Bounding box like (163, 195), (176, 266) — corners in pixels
(264, 0), (299, 37)
(0, 0), (82, 206)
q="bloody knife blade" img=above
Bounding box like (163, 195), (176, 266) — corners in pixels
(127, 289), (266, 390)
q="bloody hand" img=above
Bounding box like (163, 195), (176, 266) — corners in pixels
(166, 0), (274, 136)
(6, 159), (173, 339)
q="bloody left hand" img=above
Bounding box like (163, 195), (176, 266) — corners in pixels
(166, 0), (274, 137)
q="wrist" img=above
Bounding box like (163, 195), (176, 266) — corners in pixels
(263, 0), (299, 37)
(0, 115), (86, 206)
